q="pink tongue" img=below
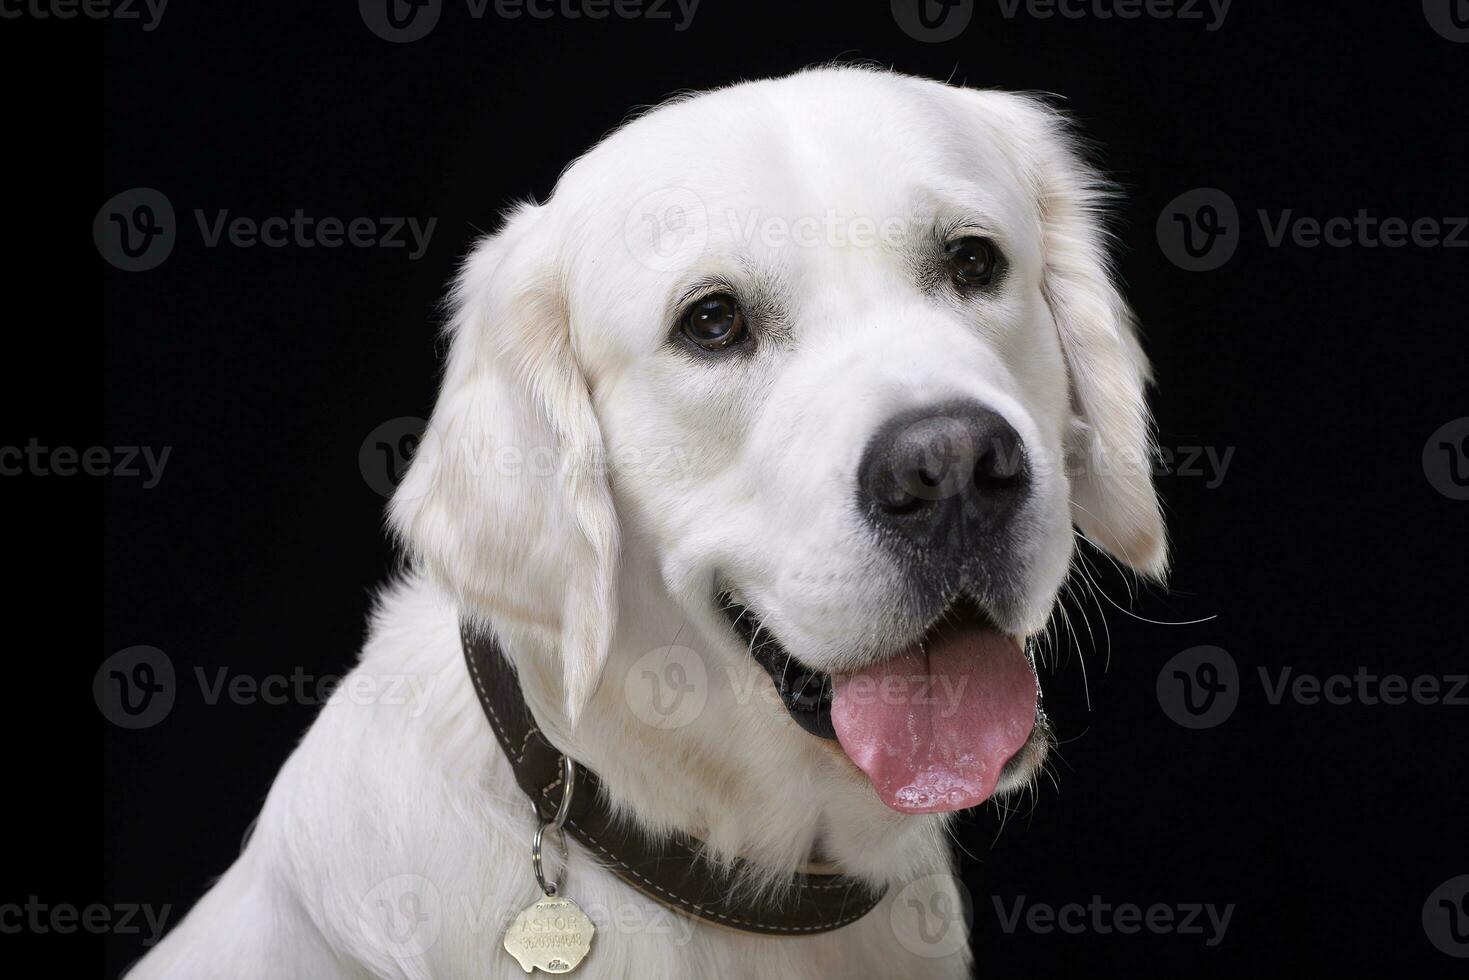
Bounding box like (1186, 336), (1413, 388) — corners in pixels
(831, 623), (1036, 814)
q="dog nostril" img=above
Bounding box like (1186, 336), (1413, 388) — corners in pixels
(880, 449), (960, 514)
(875, 480), (926, 515)
(974, 436), (1025, 491)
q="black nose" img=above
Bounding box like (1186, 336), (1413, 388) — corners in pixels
(858, 401), (1029, 556)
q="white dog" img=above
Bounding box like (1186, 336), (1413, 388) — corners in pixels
(131, 66), (1165, 979)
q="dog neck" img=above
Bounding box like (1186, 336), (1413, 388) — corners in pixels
(461, 619), (889, 934)
(485, 553), (955, 896)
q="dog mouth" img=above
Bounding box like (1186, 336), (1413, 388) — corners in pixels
(719, 592), (1042, 815)
(721, 595), (841, 740)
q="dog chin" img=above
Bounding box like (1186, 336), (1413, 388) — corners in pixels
(717, 587), (1051, 815)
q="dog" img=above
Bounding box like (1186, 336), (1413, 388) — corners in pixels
(130, 65), (1166, 979)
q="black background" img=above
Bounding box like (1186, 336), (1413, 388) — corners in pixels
(10, 0), (1467, 975)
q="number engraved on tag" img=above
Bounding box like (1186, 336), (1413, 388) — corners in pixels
(502, 896), (595, 975)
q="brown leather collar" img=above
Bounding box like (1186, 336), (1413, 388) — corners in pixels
(460, 620), (886, 936)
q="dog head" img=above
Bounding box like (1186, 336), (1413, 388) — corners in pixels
(392, 67), (1165, 832)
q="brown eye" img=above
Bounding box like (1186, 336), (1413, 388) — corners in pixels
(946, 236), (1000, 289)
(681, 294), (747, 350)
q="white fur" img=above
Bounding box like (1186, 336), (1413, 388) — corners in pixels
(131, 66), (1164, 979)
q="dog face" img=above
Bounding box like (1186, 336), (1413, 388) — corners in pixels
(393, 68), (1165, 821)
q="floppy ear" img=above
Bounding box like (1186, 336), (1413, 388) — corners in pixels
(967, 90), (1168, 577)
(390, 203), (619, 720)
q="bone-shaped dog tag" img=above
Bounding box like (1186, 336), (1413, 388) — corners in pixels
(503, 895), (595, 975)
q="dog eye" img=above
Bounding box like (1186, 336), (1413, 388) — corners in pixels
(946, 236), (1001, 289)
(681, 294), (748, 351)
